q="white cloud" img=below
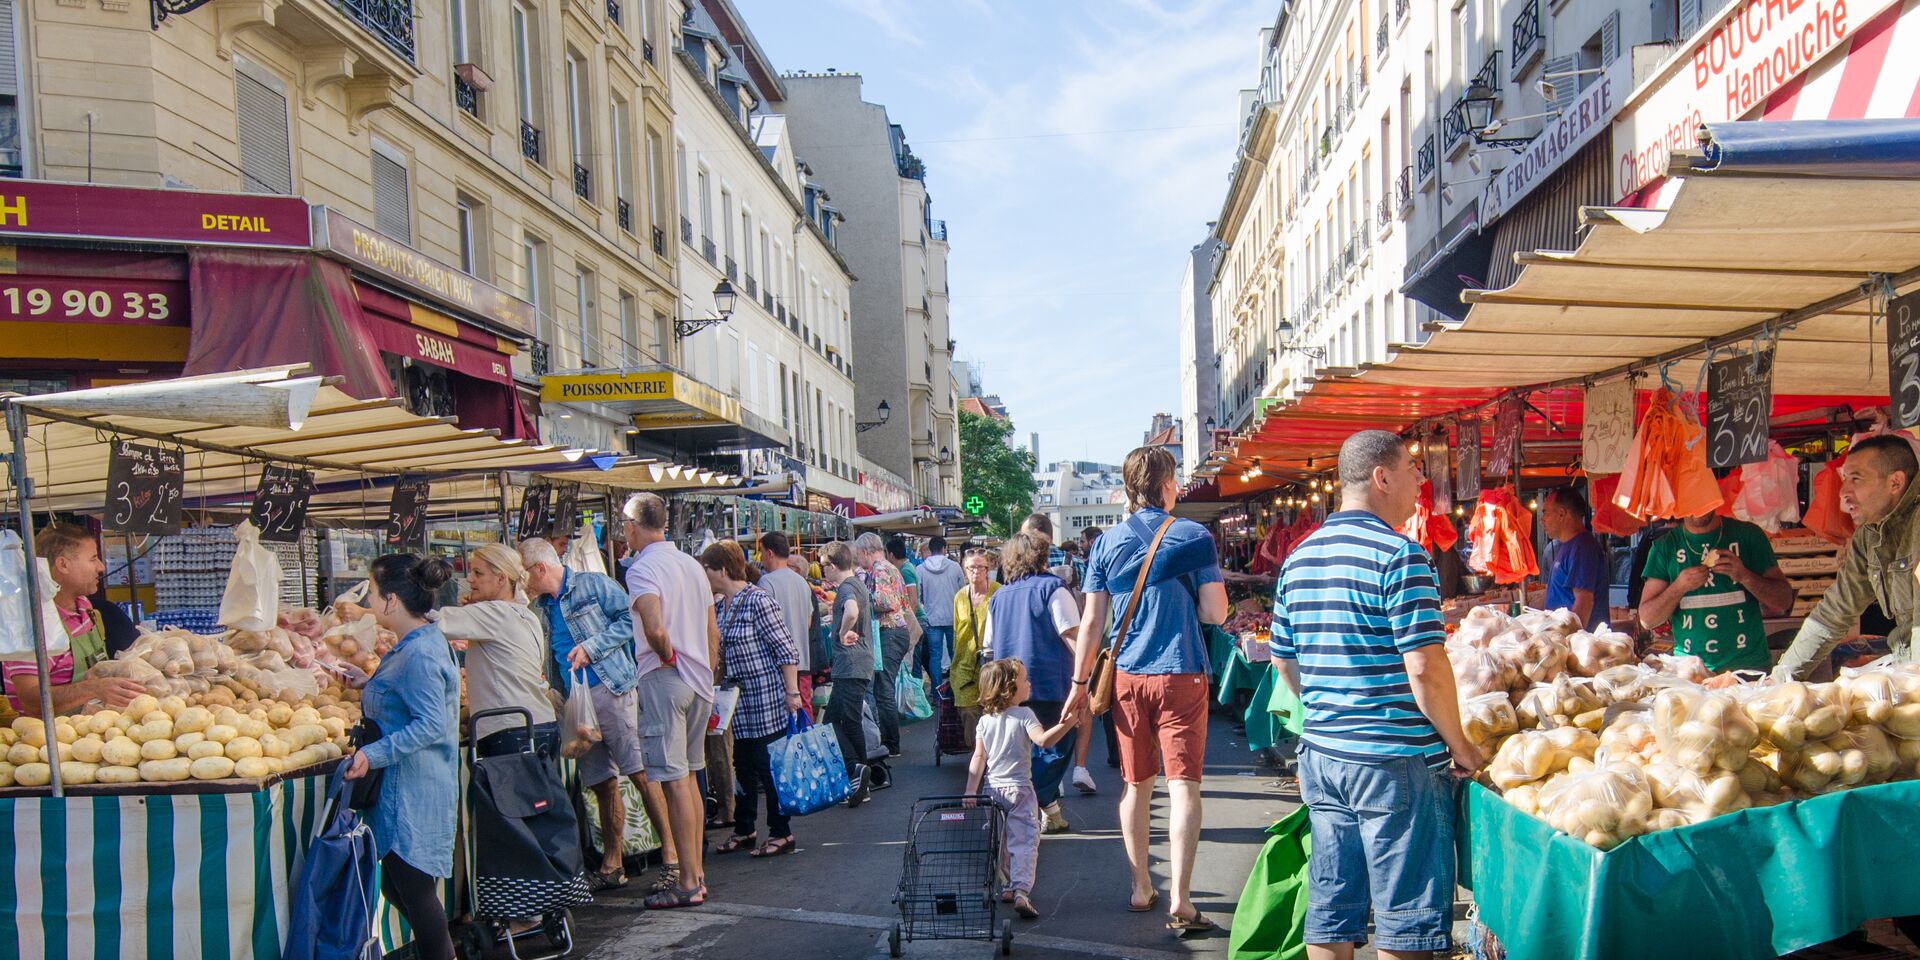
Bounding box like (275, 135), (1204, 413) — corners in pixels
(831, 0), (925, 47)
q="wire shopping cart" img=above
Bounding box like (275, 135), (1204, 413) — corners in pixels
(889, 795), (1012, 957)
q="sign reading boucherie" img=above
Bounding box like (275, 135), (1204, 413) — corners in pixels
(1613, 0), (1897, 200)
(313, 207), (534, 337)
(0, 180), (310, 247)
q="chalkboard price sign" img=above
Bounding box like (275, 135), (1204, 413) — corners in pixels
(250, 465), (312, 543)
(1888, 291), (1920, 429)
(105, 441), (184, 535)
(518, 483), (552, 538)
(551, 484), (580, 537)
(1706, 346), (1774, 469)
(385, 477), (431, 550)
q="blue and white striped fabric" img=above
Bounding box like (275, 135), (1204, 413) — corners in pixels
(1270, 510), (1448, 768)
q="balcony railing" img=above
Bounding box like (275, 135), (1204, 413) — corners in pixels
(701, 237), (716, 265)
(762, 290), (774, 312)
(606, 0), (621, 25)
(616, 198), (632, 232)
(1377, 196), (1392, 228)
(572, 163), (591, 200)
(1377, 17), (1389, 56)
(1443, 99), (1474, 152)
(651, 226), (666, 256)
(1473, 51), (1504, 98)
(680, 215), (693, 244)
(330, 0), (416, 63)
(929, 219), (947, 241)
(744, 275), (757, 299)
(1512, 0), (1542, 71)
(1416, 135), (1437, 184)
(520, 121), (542, 163)
(530, 339), (552, 376)
(643, 40), (655, 64)
(453, 75), (479, 117)
(724, 256), (738, 281)
(776, 303), (787, 324)
(1397, 0), (1410, 20)
(1397, 164), (1413, 207)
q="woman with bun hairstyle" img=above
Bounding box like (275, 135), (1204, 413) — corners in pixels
(345, 552), (462, 960)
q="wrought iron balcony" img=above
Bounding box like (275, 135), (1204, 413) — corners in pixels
(1443, 99), (1474, 152)
(617, 198), (632, 232)
(776, 303), (787, 324)
(1512, 0), (1542, 71)
(745, 275), (758, 299)
(520, 121), (542, 163)
(329, 0), (416, 63)
(724, 256), (738, 281)
(762, 290), (774, 312)
(1397, 165), (1413, 207)
(1396, 0), (1410, 20)
(1416, 135), (1437, 184)
(643, 40), (655, 64)
(701, 237), (716, 265)
(652, 226), (666, 256)
(680, 215), (693, 244)
(606, 0), (621, 25)
(1377, 196), (1392, 227)
(572, 163), (591, 201)
(454, 75), (479, 117)
(1377, 17), (1389, 56)
(530, 339), (552, 376)
(1473, 51), (1504, 98)
(929, 219), (947, 241)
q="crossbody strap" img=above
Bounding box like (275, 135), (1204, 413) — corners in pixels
(1111, 516), (1178, 659)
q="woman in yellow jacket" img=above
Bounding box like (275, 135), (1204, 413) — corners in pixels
(949, 547), (999, 747)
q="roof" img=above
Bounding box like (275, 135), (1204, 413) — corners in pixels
(958, 397), (1002, 420)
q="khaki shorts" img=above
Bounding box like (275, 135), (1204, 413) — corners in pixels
(635, 666), (710, 782)
(580, 684), (646, 788)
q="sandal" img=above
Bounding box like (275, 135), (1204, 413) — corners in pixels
(1165, 910), (1217, 937)
(714, 834), (757, 855)
(1014, 894), (1039, 919)
(749, 836), (795, 858)
(649, 863), (680, 893)
(586, 867), (627, 892)
(1126, 891), (1159, 913)
(644, 884), (708, 910)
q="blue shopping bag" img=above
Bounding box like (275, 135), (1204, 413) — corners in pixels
(286, 759), (381, 960)
(896, 663), (934, 723)
(769, 710), (854, 816)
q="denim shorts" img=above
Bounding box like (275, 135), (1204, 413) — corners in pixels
(1296, 743), (1457, 952)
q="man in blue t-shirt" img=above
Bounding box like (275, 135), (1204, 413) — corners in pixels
(1066, 446), (1227, 929)
(1541, 487), (1610, 628)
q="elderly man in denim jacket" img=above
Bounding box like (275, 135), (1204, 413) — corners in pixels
(520, 538), (679, 892)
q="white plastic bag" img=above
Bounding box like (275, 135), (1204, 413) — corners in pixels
(560, 669), (603, 759)
(218, 521), (282, 632)
(564, 520), (606, 575)
(0, 530), (72, 659)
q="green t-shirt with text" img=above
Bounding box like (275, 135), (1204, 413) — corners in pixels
(1641, 519), (1777, 673)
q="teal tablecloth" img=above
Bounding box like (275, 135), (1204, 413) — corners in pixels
(1462, 778), (1920, 960)
(1215, 648), (1302, 753)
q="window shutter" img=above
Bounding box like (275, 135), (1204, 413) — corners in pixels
(1542, 54), (1579, 112)
(1679, 0), (1702, 39)
(0, 1), (17, 97)
(372, 150), (411, 241)
(1601, 12), (1620, 65)
(234, 71), (293, 194)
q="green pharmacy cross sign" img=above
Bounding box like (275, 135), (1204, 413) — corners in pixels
(964, 495), (985, 515)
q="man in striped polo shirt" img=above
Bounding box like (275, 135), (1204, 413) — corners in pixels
(1272, 430), (1483, 960)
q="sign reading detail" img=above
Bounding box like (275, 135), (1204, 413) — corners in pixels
(385, 478), (431, 551)
(105, 441), (184, 535)
(1887, 291), (1920, 429)
(0, 180), (310, 247)
(250, 466), (313, 543)
(1706, 347), (1776, 468)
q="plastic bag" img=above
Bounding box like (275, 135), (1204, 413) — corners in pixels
(768, 711), (853, 816)
(1801, 458), (1854, 545)
(563, 520), (606, 576)
(1536, 755), (1655, 849)
(1599, 716), (1661, 766)
(1614, 388), (1726, 520)
(1450, 640), (1522, 702)
(896, 664), (933, 723)
(1587, 475), (1646, 537)
(1568, 626), (1637, 677)
(1228, 807), (1313, 960)
(1516, 676), (1605, 730)
(1731, 442), (1803, 532)
(0, 531), (72, 659)
(1651, 686), (1759, 774)
(1453, 606), (1511, 647)
(219, 521), (282, 632)
(559, 669), (602, 759)
(1512, 628), (1572, 685)
(1462, 691), (1519, 752)
(1836, 660), (1920, 735)
(1737, 680), (1850, 751)
(1643, 761), (1750, 821)
(1789, 725), (1901, 793)
(1488, 726), (1599, 790)
(1643, 653), (1709, 685)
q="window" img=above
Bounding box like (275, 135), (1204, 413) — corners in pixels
(565, 51), (591, 197)
(233, 58), (293, 194)
(778, 362), (790, 429)
(611, 99), (633, 225)
(720, 188), (735, 269)
(740, 211), (753, 280)
(523, 234), (551, 343)
(646, 128), (667, 232)
(454, 193), (488, 278)
(574, 265), (598, 366)
(696, 167), (712, 239)
(512, 4), (543, 161)
(745, 341), (760, 411)
(449, 0), (483, 116)
(617, 290), (639, 365)
(370, 139), (411, 242)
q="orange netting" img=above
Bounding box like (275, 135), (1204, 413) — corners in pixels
(1612, 388), (1726, 520)
(1400, 479), (1460, 556)
(1468, 486), (1538, 584)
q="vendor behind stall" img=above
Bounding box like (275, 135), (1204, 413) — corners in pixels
(2, 523), (145, 714)
(1774, 435), (1920, 680)
(1638, 512), (1793, 674)
(1540, 488), (1609, 629)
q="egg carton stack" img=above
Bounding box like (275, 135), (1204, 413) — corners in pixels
(152, 527), (317, 613)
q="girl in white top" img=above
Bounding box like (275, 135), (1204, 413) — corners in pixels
(964, 658), (1077, 919)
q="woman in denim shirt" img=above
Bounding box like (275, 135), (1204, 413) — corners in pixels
(345, 553), (461, 960)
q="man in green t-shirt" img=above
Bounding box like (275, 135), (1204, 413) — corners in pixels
(1638, 513), (1796, 673)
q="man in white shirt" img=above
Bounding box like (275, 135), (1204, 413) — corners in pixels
(916, 536), (966, 697)
(757, 531), (818, 715)
(622, 492), (720, 910)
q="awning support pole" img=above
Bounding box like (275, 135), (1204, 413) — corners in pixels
(6, 403), (62, 798)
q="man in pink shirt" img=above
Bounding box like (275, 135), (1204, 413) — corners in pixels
(4, 523), (145, 715)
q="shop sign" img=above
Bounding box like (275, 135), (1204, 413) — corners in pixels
(1887, 290), (1920, 429)
(1706, 346), (1775, 468)
(359, 314), (514, 384)
(859, 470), (914, 513)
(828, 495), (857, 519)
(1582, 379), (1635, 474)
(1613, 0), (1897, 199)
(541, 410), (627, 453)
(0, 180), (310, 248)
(105, 441), (183, 535)
(1483, 58), (1630, 223)
(539, 371), (742, 427)
(313, 207), (535, 336)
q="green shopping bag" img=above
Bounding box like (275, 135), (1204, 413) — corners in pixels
(1228, 806), (1312, 960)
(1268, 669), (1306, 737)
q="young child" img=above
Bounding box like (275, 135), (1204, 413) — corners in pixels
(964, 659), (1077, 919)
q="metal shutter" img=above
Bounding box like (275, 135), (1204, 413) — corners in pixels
(1542, 55), (1579, 113)
(1601, 12), (1620, 66)
(1678, 0), (1702, 40)
(371, 150), (411, 241)
(234, 70), (292, 194)
(0, 1), (16, 98)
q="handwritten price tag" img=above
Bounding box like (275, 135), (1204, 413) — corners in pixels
(385, 477), (431, 550)
(1706, 347), (1774, 469)
(249, 465), (312, 543)
(104, 441), (183, 535)
(1888, 291), (1920, 430)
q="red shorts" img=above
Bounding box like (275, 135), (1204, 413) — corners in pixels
(1112, 671), (1210, 783)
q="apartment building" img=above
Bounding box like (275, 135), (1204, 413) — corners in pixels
(780, 71), (962, 510)
(1, 0), (680, 452)
(668, 0), (860, 499)
(1179, 232), (1222, 475)
(1032, 460), (1127, 545)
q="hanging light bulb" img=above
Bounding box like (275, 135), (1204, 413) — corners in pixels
(1409, 440), (1423, 456)
(1528, 498), (1540, 510)
(1454, 505), (1466, 516)
(1310, 492), (1322, 503)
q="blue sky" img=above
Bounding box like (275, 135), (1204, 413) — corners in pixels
(731, 0), (1273, 467)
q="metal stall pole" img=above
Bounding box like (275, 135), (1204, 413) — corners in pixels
(604, 491), (617, 571)
(497, 471), (511, 541)
(7, 403), (62, 797)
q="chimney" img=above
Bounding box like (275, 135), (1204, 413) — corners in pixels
(1030, 433), (1040, 462)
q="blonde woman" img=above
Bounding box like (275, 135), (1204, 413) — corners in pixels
(432, 542), (557, 757)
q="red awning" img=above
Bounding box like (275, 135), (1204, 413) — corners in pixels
(353, 283), (515, 385)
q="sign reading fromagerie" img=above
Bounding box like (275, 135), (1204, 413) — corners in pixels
(1483, 58), (1630, 223)
(313, 207), (535, 336)
(1613, 0), (1897, 200)
(0, 180), (310, 247)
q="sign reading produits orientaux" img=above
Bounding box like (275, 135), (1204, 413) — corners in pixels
(1483, 58), (1632, 223)
(313, 207), (536, 336)
(1613, 0), (1898, 199)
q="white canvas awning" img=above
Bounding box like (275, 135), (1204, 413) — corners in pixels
(533, 459), (743, 493)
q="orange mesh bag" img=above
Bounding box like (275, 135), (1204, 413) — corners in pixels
(1468, 486), (1538, 584)
(1802, 457), (1854, 545)
(1400, 479), (1460, 555)
(1588, 475), (1645, 537)
(1614, 388), (1726, 520)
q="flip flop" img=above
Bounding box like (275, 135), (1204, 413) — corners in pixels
(1126, 892), (1159, 913)
(1165, 912), (1217, 937)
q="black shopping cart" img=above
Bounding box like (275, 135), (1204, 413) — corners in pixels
(889, 795), (1012, 957)
(456, 708), (593, 960)
(933, 685), (969, 766)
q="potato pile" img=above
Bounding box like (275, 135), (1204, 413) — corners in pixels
(0, 692), (357, 787)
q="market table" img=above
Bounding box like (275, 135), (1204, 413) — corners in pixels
(1461, 779), (1920, 960)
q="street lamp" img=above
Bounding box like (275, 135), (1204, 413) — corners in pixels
(856, 400), (892, 433)
(674, 279), (738, 339)
(938, 445), (952, 464)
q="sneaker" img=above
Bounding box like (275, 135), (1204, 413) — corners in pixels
(848, 765), (871, 808)
(1072, 766), (1097, 795)
(1041, 801), (1070, 834)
